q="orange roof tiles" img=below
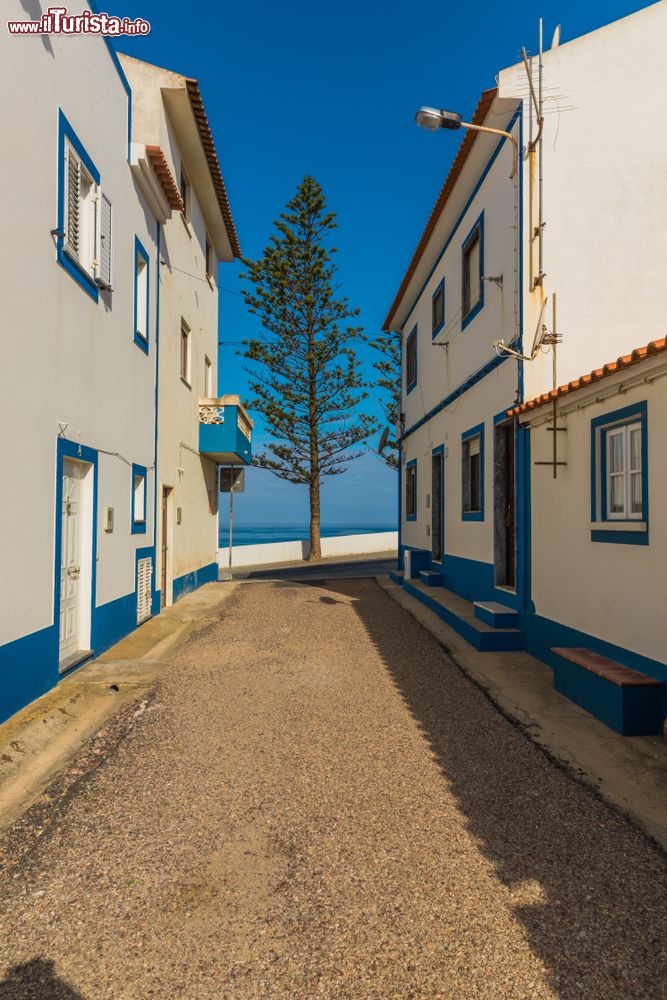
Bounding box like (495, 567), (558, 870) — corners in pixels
(507, 337), (667, 417)
(185, 78), (241, 259)
(146, 145), (184, 213)
(383, 88), (497, 332)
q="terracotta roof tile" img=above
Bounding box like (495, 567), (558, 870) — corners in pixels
(383, 87), (498, 332)
(507, 337), (667, 417)
(145, 145), (184, 212)
(185, 78), (241, 259)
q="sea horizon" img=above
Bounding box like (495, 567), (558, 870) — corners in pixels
(217, 522), (397, 547)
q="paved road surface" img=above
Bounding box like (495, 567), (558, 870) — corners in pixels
(0, 579), (665, 999)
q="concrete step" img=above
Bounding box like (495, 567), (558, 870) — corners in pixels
(473, 601), (519, 629)
(389, 570), (405, 585)
(402, 580), (524, 652)
(419, 570), (444, 588)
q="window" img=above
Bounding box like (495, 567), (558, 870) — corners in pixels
(180, 319), (191, 385)
(462, 425), (484, 520)
(406, 326), (417, 394)
(131, 465), (147, 534)
(432, 279), (445, 339)
(405, 460), (417, 521)
(134, 238), (149, 352)
(179, 165), (190, 220)
(205, 355), (213, 397)
(58, 110), (105, 300)
(462, 214), (484, 328)
(205, 236), (214, 280)
(591, 403), (647, 544)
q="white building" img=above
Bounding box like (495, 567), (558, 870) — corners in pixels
(0, 11), (248, 725)
(119, 56), (249, 606)
(386, 3), (667, 732)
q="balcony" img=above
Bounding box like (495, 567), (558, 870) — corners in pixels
(198, 396), (253, 465)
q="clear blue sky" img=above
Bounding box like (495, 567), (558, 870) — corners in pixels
(109, 0), (651, 526)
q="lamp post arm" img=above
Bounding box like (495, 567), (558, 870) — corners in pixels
(460, 121), (518, 178)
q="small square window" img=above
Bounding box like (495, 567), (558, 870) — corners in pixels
(406, 326), (417, 393)
(180, 166), (190, 221)
(462, 427), (484, 520)
(432, 280), (445, 338)
(604, 421), (643, 519)
(134, 238), (149, 351)
(591, 404), (647, 545)
(180, 320), (191, 385)
(405, 461), (417, 521)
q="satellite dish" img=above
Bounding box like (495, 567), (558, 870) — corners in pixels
(378, 427), (390, 453)
(529, 298), (549, 356)
(551, 24), (561, 49)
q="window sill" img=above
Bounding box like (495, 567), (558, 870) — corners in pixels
(588, 521), (646, 532)
(181, 377), (192, 390)
(131, 521), (147, 536)
(462, 510), (484, 522)
(590, 522), (648, 545)
(180, 212), (192, 237)
(206, 273), (215, 290)
(134, 332), (149, 354)
(58, 247), (99, 301)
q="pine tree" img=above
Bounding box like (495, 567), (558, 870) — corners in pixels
(241, 176), (377, 560)
(368, 328), (401, 470)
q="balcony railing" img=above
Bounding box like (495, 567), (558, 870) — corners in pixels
(198, 396), (253, 465)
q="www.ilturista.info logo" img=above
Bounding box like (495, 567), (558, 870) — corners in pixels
(7, 6), (150, 35)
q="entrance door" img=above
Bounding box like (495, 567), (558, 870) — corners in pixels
(59, 460), (84, 664)
(494, 423), (516, 589)
(431, 449), (444, 562)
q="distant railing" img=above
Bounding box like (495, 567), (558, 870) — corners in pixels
(199, 405), (225, 425)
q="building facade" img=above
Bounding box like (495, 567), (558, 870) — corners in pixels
(386, 3), (667, 733)
(0, 12), (248, 725)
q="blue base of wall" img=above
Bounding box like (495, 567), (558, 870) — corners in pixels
(172, 561), (219, 603)
(0, 626), (58, 726)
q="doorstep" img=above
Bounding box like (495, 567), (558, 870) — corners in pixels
(379, 576), (667, 852)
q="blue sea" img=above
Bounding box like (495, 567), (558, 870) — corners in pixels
(218, 523), (396, 547)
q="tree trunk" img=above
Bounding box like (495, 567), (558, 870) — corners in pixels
(308, 475), (321, 561)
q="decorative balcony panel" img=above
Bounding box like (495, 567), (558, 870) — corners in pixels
(198, 396), (253, 465)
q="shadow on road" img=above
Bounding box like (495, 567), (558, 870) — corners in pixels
(0, 959), (87, 999)
(318, 578), (667, 1000)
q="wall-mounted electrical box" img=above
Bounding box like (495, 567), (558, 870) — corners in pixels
(103, 507), (114, 533)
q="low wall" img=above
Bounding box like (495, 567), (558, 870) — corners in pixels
(218, 531), (398, 569)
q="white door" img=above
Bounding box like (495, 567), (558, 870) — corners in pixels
(137, 556), (152, 624)
(59, 460), (83, 661)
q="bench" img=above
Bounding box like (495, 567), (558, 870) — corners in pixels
(551, 647), (663, 736)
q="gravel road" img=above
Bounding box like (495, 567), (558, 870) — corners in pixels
(0, 579), (665, 999)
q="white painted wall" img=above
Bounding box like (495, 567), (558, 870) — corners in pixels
(218, 532), (398, 568)
(526, 355), (667, 665)
(0, 8), (157, 649)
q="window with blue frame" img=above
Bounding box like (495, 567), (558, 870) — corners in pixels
(461, 213), (484, 329)
(405, 460), (417, 521)
(57, 110), (104, 301)
(432, 279), (445, 339)
(591, 403), (647, 544)
(133, 238), (149, 352)
(406, 326), (417, 394)
(131, 464), (147, 534)
(462, 424), (484, 520)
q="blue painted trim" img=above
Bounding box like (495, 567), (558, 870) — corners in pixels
(461, 211), (484, 330)
(133, 236), (150, 353)
(87, 0), (132, 160)
(402, 348), (514, 442)
(405, 458), (417, 521)
(431, 444), (445, 561)
(0, 626), (58, 726)
(516, 422), (532, 612)
(406, 325), (418, 395)
(54, 438), (99, 662)
(57, 109), (99, 302)
(397, 443), (403, 569)
(462, 422), (485, 521)
(172, 562), (218, 603)
(402, 579), (523, 652)
(153, 224), (161, 569)
(591, 401), (647, 544)
(431, 278), (445, 340)
(400, 108), (521, 334)
(131, 463), (147, 534)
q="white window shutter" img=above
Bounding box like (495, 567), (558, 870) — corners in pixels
(137, 557), (152, 624)
(64, 144), (81, 259)
(98, 192), (113, 289)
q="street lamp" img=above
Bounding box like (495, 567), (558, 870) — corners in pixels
(415, 106), (518, 178)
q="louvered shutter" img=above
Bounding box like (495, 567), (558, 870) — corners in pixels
(64, 144), (81, 259)
(98, 193), (113, 289)
(137, 557), (152, 624)
(467, 435), (480, 457)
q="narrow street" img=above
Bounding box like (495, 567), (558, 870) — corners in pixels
(0, 578), (665, 1000)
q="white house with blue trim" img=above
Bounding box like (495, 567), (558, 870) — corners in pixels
(385, 3), (667, 735)
(0, 9), (249, 726)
